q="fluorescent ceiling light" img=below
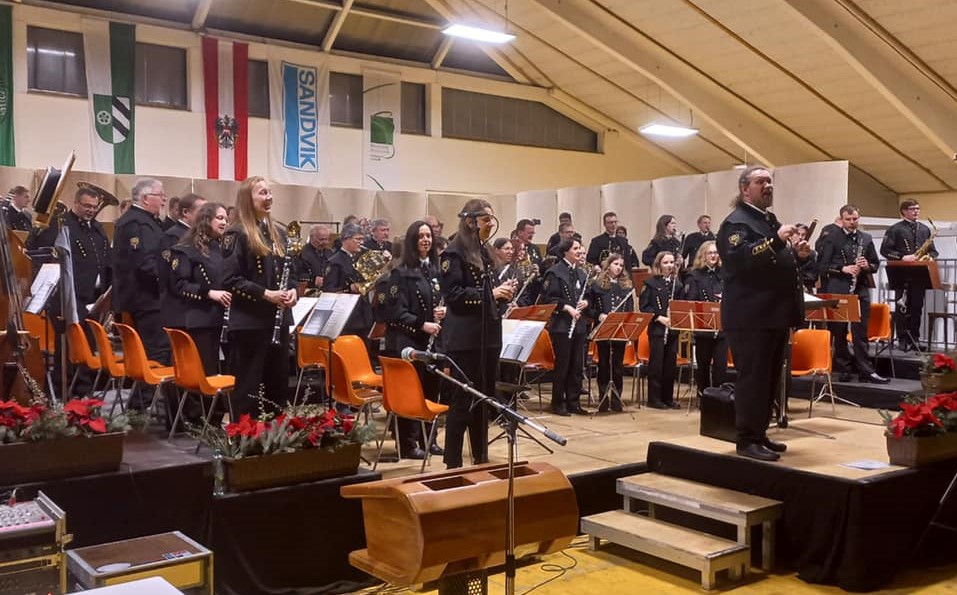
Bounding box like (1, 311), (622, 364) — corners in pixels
(442, 24), (515, 44)
(639, 123), (699, 138)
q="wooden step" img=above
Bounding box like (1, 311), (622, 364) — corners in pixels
(618, 472), (783, 570)
(581, 510), (749, 590)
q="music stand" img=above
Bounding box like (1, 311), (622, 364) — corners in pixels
(886, 260), (941, 353)
(803, 293), (862, 409)
(669, 300), (721, 413)
(505, 304), (555, 321)
(299, 292), (359, 407)
(631, 269), (652, 295)
(589, 312), (649, 416)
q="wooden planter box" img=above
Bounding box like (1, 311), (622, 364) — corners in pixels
(886, 433), (957, 467)
(0, 432), (125, 485)
(223, 442), (362, 492)
(920, 373), (957, 393)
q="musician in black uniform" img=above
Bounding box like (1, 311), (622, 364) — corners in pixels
(586, 211), (631, 271)
(514, 219), (542, 268)
(683, 241), (727, 393)
(27, 185), (111, 398)
(682, 215), (715, 263)
(3, 186), (32, 231)
(542, 237), (591, 416)
(171, 202), (230, 376)
(639, 251), (682, 409)
(642, 214), (683, 269)
(880, 199), (938, 351)
(794, 223), (819, 294)
(324, 222), (374, 338)
(113, 178), (169, 408)
(546, 212), (572, 254)
(440, 199), (516, 468)
(159, 194), (207, 332)
(160, 195), (180, 231)
(382, 221), (446, 459)
(222, 176), (297, 416)
(298, 224), (333, 290)
(589, 253), (634, 412)
(616, 226), (641, 270)
(362, 219), (393, 254)
(817, 205), (888, 384)
(717, 165), (810, 461)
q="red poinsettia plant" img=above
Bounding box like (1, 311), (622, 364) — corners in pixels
(200, 403), (375, 459)
(0, 398), (128, 444)
(881, 392), (957, 439)
(924, 352), (957, 374)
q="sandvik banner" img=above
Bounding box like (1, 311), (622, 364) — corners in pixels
(268, 53), (328, 186)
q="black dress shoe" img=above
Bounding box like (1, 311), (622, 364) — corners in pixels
(570, 407), (591, 415)
(647, 401), (668, 409)
(611, 401), (624, 413)
(860, 372), (890, 384)
(401, 447), (426, 460)
(762, 438), (787, 453)
(427, 444), (445, 456)
(666, 401), (681, 409)
(551, 406), (571, 417)
(838, 372), (854, 383)
(736, 443), (781, 462)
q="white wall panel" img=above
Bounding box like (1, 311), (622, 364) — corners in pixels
(601, 180), (652, 253)
(557, 185), (601, 241)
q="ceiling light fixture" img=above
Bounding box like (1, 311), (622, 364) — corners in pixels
(442, 24), (515, 44)
(639, 123), (699, 138)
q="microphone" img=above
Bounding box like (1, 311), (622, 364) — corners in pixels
(458, 211), (486, 219)
(401, 346), (448, 364)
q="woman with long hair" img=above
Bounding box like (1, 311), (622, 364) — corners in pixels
(639, 251), (682, 409)
(439, 199), (516, 468)
(222, 176), (297, 416)
(589, 253), (634, 412)
(683, 241), (728, 394)
(172, 202), (230, 376)
(541, 237), (591, 416)
(641, 214), (683, 269)
(380, 220), (447, 459)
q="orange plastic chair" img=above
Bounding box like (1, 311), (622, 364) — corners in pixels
(165, 328), (236, 448)
(522, 331), (556, 409)
(791, 328), (853, 417)
(294, 332), (329, 404)
(867, 302), (895, 378)
(332, 335), (383, 389)
(114, 323), (176, 426)
(329, 350), (382, 424)
(86, 319), (127, 413)
(66, 322), (102, 397)
(635, 330), (651, 406)
(23, 312), (55, 354)
(375, 357), (450, 472)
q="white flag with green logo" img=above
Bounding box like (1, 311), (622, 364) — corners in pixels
(83, 20), (135, 174)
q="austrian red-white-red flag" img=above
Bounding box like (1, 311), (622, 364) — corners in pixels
(202, 37), (248, 180)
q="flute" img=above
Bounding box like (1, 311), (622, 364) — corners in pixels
(568, 267), (594, 339)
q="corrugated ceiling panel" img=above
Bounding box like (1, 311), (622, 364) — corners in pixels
(207, 0), (336, 47)
(333, 13), (443, 63)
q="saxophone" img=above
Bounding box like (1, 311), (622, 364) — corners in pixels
(913, 218), (938, 261)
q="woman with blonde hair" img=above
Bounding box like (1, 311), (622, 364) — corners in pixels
(222, 176), (297, 416)
(589, 253), (634, 412)
(683, 240), (728, 394)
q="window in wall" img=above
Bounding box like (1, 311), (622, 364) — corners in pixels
(247, 60), (270, 118)
(401, 82), (427, 135)
(330, 72), (362, 128)
(26, 26), (87, 96)
(135, 43), (187, 109)
(441, 88), (598, 153)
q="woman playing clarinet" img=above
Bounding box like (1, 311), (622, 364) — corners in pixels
(222, 177), (297, 417)
(589, 253), (633, 412)
(542, 237), (591, 416)
(683, 241), (728, 394)
(171, 202), (230, 376)
(439, 199), (516, 468)
(381, 221), (446, 459)
(639, 251), (681, 409)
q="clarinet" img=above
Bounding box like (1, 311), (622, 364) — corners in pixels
(220, 306), (230, 346)
(848, 236), (865, 294)
(427, 275), (444, 351)
(663, 272), (679, 346)
(271, 239), (296, 346)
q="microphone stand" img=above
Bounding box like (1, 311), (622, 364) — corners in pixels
(424, 359), (566, 595)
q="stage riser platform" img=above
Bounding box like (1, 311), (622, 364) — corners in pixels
(790, 376), (915, 410)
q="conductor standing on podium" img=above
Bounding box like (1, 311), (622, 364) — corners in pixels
(717, 166), (810, 462)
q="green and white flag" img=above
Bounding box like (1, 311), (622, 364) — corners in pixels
(0, 5), (14, 167)
(83, 20), (135, 174)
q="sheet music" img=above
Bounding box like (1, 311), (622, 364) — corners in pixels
(500, 319), (546, 363)
(288, 296), (319, 333)
(301, 293), (360, 338)
(25, 264), (60, 314)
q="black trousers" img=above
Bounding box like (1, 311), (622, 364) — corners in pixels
(894, 286), (926, 345)
(130, 309), (172, 409)
(229, 326), (290, 418)
(648, 332), (679, 405)
(189, 326), (222, 377)
(726, 328), (788, 448)
(596, 340), (625, 404)
(443, 348), (496, 468)
(694, 333), (728, 393)
(829, 293), (874, 376)
(549, 331), (586, 412)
